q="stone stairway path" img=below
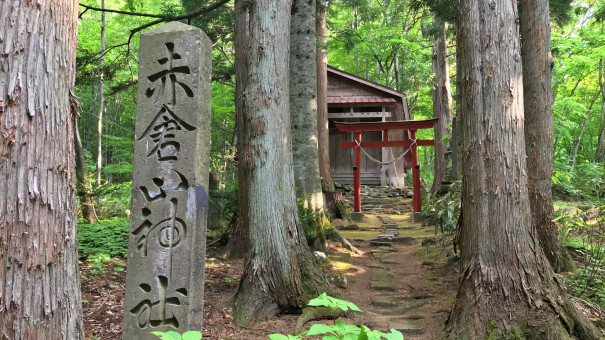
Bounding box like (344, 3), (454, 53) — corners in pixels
(336, 187), (457, 339)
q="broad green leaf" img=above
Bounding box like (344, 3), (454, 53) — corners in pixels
(307, 323), (335, 335)
(181, 331), (202, 340)
(268, 334), (292, 340)
(383, 329), (404, 340)
(150, 331), (182, 340)
(308, 292), (330, 307)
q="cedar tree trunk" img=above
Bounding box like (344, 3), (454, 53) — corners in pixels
(431, 15), (453, 192)
(521, 0), (574, 273)
(0, 1), (84, 339)
(445, 1), (602, 338)
(316, 0), (335, 193)
(73, 100), (98, 224)
(95, 0), (105, 187)
(290, 0), (325, 211)
(596, 59), (605, 163)
(222, 0), (250, 260)
(232, 0), (331, 327)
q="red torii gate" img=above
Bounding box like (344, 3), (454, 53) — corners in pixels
(335, 118), (439, 213)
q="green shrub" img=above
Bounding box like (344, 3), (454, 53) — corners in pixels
(78, 217), (129, 261)
(269, 293), (404, 340)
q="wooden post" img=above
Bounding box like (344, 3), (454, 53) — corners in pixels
(354, 131), (362, 212)
(411, 130), (421, 212)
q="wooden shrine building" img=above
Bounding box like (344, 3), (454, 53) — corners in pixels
(327, 65), (412, 186)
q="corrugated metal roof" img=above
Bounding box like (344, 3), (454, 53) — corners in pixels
(327, 97), (397, 104)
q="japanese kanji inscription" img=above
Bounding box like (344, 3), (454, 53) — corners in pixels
(122, 22), (211, 339)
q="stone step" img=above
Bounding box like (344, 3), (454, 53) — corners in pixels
(378, 246), (396, 252)
(370, 268), (394, 291)
(371, 296), (400, 308)
(392, 236), (418, 245)
(390, 298), (432, 314)
(384, 229), (400, 236)
(379, 258), (399, 264)
(370, 240), (393, 247)
(365, 262), (387, 269)
(389, 321), (423, 334)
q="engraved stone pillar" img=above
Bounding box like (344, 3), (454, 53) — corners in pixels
(122, 22), (211, 339)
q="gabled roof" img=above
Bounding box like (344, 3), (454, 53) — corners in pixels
(327, 65), (404, 99)
(327, 97), (397, 104)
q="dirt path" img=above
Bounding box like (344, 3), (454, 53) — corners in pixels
(334, 210), (459, 339)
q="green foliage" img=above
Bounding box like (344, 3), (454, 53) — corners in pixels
(557, 206), (605, 308)
(95, 182), (132, 218)
(151, 331), (202, 340)
(269, 294), (403, 340)
(308, 292), (363, 313)
(78, 217), (129, 261)
(420, 180), (461, 235)
(553, 161), (605, 201)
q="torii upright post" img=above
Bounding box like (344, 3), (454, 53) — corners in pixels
(335, 119), (438, 214)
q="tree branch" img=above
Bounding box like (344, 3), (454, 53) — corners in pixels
(79, 4), (165, 18)
(127, 0), (232, 48)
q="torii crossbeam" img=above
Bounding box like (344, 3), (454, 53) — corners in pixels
(335, 118), (439, 213)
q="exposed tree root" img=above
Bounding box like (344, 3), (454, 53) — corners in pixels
(325, 228), (360, 254)
(294, 307), (354, 334)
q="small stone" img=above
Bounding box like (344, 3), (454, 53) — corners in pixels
(329, 274), (347, 288)
(389, 321), (423, 334)
(313, 251), (327, 264)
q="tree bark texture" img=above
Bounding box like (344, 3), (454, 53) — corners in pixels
(72, 97), (97, 224)
(290, 0), (324, 211)
(232, 0), (331, 327)
(95, 0), (105, 187)
(431, 16), (453, 192)
(0, 1), (84, 339)
(316, 0), (335, 193)
(222, 0), (250, 260)
(446, 1), (601, 338)
(521, 0), (574, 273)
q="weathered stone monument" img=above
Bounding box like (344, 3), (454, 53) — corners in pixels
(122, 22), (212, 339)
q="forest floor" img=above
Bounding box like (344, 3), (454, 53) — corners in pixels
(80, 191), (605, 339)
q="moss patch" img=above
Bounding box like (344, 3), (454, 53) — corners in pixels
(340, 230), (382, 240)
(330, 260), (353, 271)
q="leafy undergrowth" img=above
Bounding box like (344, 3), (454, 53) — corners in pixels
(78, 217), (130, 262)
(556, 204), (605, 329)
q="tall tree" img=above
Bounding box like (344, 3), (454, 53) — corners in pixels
(290, 0), (325, 211)
(74, 108), (98, 224)
(0, 1), (84, 339)
(316, 0), (335, 193)
(232, 0), (331, 327)
(446, 0), (601, 337)
(596, 59), (605, 163)
(223, 0), (250, 260)
(95, 0), (106, 187)
(521, 0), (574, 272)
(430, 15), (453, 192)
